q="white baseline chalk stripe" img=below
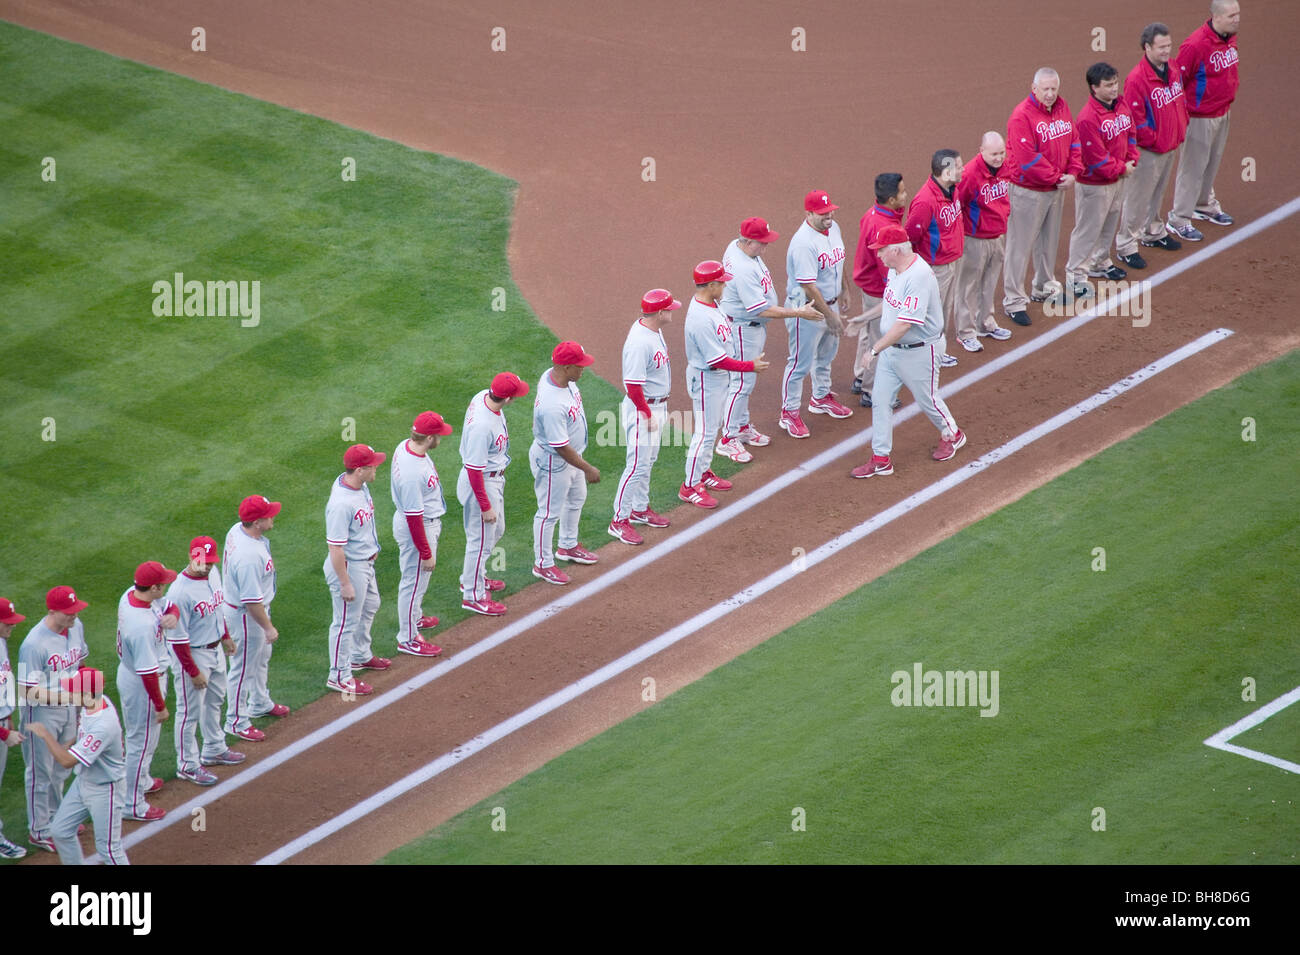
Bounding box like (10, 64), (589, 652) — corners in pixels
(118, 196), (1299, 858)
(256, 328), (1233, 864)
(1203, 685), (1300, 775)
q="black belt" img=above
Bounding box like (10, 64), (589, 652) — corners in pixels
(367, 554), (377, 562)
(894, 341), (927, 350)
(646, 396), (669, 405)
(825, 297), (837, 306)
(744, 321), (762, 327)
(484, 470), (504, 478)
(203, 640), (222, 650)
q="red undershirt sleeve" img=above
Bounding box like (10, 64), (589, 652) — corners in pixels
(466, 467), (492, 511)
(141, 672), (165, 711)
(405, 514), (432, 560)
(711, 355), (755, 373)
(625, 382), (652, 417)
(172, 643), (199, 678)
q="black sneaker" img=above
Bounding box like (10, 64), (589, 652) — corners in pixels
(851, 376), (863, 395)
(1117, 252), (1147, 270)
(1068, 281), (1093, 300)
(859, 391), (872, 408)
(1007, 310), (1032, 327)
(1088, 265), (1128, 280)
(1140, 233), (1182, 251)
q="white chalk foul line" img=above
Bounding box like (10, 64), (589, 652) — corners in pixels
(1203, 685), (1300, 775)
(255, 327), (1234, 863)
(119, 196), (1299, 859)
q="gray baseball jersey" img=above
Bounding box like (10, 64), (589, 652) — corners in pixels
(391, 440), (447, 521)
(881, 255), (945, 344)
(460, 390), (512, 473)
(325, 476), (380, 562)
(684, 297), (734, 370)
(223, 523), (276, 608)
(621, 320), (672, 398)
(720, 238), (778, 323)
(115, 589), (167, 676)
(532, 369), (588, 462)
(18, 619), (89, 695)
(786, 219), (847, 301)
(165, 569), (227, 649)
(69, 698), (126, 785)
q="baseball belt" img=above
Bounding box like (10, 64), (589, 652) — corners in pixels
(484, 470), (504, 478)
(645, 396), (669, 404)
(893, 341), (928, 350)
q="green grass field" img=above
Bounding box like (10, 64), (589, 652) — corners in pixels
(384, 351), (1300, 864)
(0, 22), (703, 848)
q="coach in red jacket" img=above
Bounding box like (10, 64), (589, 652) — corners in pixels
(848, 173), (907, 409)
(954, 132), (1016, 348)
(1066, 62), (1140, 289)
(906, 149), (965, 363)
(1170, 0), (1240, 234)
(1117, 22), (1190, 268)
(1002, 68), (1083, 327)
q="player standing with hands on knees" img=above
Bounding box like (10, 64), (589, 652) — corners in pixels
(325, 445), (389, 696)
(682, 260), (770, 509)
(851, 225), (966, 479)
(531, 342), (601, 586)
(610, 290), (678, 546)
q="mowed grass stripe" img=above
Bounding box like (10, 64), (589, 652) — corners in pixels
(0, 20), (694, 842)
(383, 351), (1300, 864)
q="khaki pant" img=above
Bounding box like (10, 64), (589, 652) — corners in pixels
(955, 234), (1004, 337)
(1170, 113), (1231, 227)
(1066, 179), (1126, 283)
(1002, 183), (1065, 313)
(1118, 146), (1180, 255)
(931, 260), (966, 342)
(849, 292), (883, 383)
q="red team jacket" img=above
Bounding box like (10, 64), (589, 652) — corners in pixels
(1006, 93), (1082, 191)
(905, 176), (964, 266)
(1075, 96), (1140, 186)
(853, 203), (904, 298)
(1178, 19), (1239, 118)
(956, 156), (1014, 239)
(1126, 55), (1188, 154)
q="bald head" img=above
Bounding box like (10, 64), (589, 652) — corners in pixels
(980, 131), (1006, 168)
(1210, 0), (1240, 35)
(1032, 68), (1061, 108)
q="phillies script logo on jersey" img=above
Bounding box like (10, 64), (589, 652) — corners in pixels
(816, 247), (847, 270)
(353, 503), (375, 527)
(759, 268), (774, 294)
(716, 323), (731, 343)
(1099, 113), (1134, 140)
(938, 201), (962, 229)
(425, 473), (440, 490)
(652, 349), (669, 368)
(1151, 80), (1185, 108)
(884, 287), (921, 313)
(1209, 48), (1239, 71)
(1033, 118), (1074, 142)
(193, 590), (224, 618)
(980, 180), (1009, 204)
(44, 647), (88, 672)
(493, 434), (508, 452)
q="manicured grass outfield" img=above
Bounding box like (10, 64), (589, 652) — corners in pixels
(385, 351), (1300, 864)
(0, 22), (701, 842)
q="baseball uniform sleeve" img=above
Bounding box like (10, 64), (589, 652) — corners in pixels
(393, 466), (423, 516)
(70, 724), (108, 769)
(538, 402), (570, 449)
(622, 335), (650, 386)
(789, 234), (818, 285)
(325, 492), (351, 546)
(734, 264), (771, 315)
(17, 638), (43, 688)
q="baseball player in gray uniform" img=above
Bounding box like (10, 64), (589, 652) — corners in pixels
(0, 598), (27, 859)
(19, 585), (90, 852)
(326, 445), (389, 696)
(27, 668), (129, 865)
(851, 225), (967, 478)
(683, 260), (771, 508)
(718, 217), (821, 461)
(168, 538), (244, 786)
(117, 561), (178, 822)
(782, 189), (854, 438)
(610, 290), (679, 546)
(459, 372), (529, 616)
(391, 412), (454, 657)
(224, 495), (284, 740)
(531, 342), (601, 585)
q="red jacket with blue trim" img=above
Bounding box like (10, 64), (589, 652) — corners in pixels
(905, 176), (963, 266)
(1177, 19), (1239, 119)
(1006, 93), (1082, 191)
(1125, 55), (1189, 154)
(1075, 95), (1139, 186)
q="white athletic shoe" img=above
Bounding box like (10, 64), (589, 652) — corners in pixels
(716, 437), (753, 462)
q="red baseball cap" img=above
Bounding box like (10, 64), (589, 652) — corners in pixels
(344, 444), (387, 469)
(46, 586), (88, 614)
(61, 667), (105, 699)
(238, 495), (282, 523)
(0, 598), (25, 625)
(552, 341), (594, 367)
(189, 536), (221, 565)
(490, 372), (530, 399)
(805, 190), (839, 214)
(740, 217), (779, 243)
(693, 260), (733, 284)
(640, 289), (682, 314)
(135, 561), (178, 589)
(868, 224), (911, 250)
(412, 411), (453, 436)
